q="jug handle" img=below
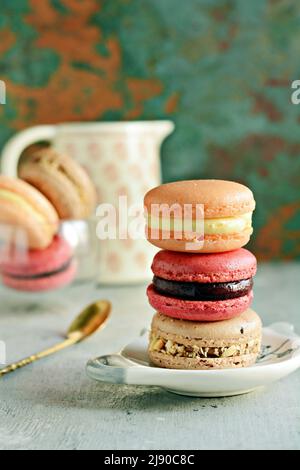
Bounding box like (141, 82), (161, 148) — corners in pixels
(1, 125), (56, 177)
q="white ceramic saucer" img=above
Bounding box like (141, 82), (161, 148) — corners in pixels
(86, 323), (300, 397)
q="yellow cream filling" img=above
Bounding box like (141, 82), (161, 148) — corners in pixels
(0, 190), (46, 223)
(147, 212), (252, 235)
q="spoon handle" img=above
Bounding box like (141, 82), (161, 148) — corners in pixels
(0, 332), (82, 378)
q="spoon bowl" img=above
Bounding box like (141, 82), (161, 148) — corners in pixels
(68, 300), (111, 339)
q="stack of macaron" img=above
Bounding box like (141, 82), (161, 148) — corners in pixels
(144, 180), (262, 370)
(0, 148), (96, 292)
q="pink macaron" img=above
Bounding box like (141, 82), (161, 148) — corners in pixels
(0, 235), (77, 292)
(147, 249), (257, 321)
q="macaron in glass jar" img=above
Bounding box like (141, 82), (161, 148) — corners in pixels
(0, 152), (99, 293)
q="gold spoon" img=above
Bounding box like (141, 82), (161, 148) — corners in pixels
(0, 300), (111, 378)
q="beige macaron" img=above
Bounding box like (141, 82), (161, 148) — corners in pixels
(19, 148), (97, 220)
(149, 309), (262, 370)
(0, 176), (59, 250)
(145, 180), (256, 253)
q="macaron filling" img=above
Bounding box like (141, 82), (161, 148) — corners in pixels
(153, 276), (253, 301)
(149, 335), (261, 359)
(3, 259), (73, 280)
(147, 212), (253, 236)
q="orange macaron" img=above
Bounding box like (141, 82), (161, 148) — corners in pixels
(0, 176), (59, 250)
(144, 180), (255, 253)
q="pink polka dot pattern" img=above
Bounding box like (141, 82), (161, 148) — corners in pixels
(114, 141), (128, 160)
(117, 185), (130, 198)
(87, 142), (102, 159)
(129, 164), (143, 179)
(103, 163), (119, 181)
(135, 251), (148, 270)
(116, 185), (133, 205)
(107, 252), (122, 274)
(120, 238), (134, 249)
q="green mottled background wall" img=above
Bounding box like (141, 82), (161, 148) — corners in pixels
(0, 0), (299, 259)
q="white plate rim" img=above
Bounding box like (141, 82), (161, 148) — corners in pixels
(87, 321), (300, 380)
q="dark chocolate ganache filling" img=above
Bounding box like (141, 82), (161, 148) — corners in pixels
(153, 276), (253, 301)
(8, 259), (73, 280)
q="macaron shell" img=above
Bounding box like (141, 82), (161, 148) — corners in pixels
(0, 199), (56, 250)
(20, 163), (83, 220)
(147, 284), (254, 321)
(144, 180), (255, 218)
(19, 149), (97, 220)
(0, 235), (73, 276)
(1, 260), (77, 292)
(152, 248), (257, 283)
(0, 175), (59, 228)
(0, 176), (58, 249)
(147, 230), (252, 253)
(151, 309), (262, 341)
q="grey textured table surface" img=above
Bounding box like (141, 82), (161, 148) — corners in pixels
(0, 263), (299, 450)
